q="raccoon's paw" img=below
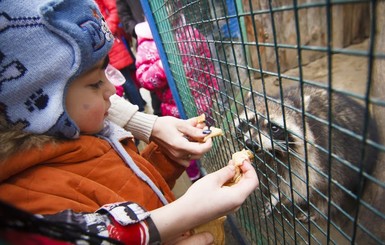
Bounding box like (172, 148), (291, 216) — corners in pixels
(262, 202), (273, 218)
(262, 193), (280, 218)
(296, 212), (316, 223)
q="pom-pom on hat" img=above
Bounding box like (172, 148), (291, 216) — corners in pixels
(0, 0), (114, 138)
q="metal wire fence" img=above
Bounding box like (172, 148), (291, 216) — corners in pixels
(141, 0), (385, 244)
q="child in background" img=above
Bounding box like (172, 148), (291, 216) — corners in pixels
(95, 0), (146, 112)
(116, 0), (163, 116)
(0, 0), (258, 244)
(135, 20), (218, 182)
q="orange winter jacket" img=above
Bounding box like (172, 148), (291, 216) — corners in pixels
(0, 135), (185, 214)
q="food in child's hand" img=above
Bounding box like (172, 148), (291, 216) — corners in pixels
(202, 126), (223, 142)
(196, 114), (206, 124)
(192, 216), (227, 245)
(189, 114), (223, 143)
(225, 149), (254, 186)
(189, 126), (223, 143)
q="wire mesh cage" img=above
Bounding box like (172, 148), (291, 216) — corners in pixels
(141, 0), (385, 244)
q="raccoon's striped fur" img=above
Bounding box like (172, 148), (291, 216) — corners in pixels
(236, 85), (378, 223)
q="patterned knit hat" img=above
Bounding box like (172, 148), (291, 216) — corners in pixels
(0, 0), (113, 138)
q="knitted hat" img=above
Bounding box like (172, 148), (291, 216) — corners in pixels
(0, 0), (113, 138)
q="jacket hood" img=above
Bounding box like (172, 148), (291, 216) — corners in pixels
(0, 126), (59, 163)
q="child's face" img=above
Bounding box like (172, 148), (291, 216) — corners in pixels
(65, 58), (116, 134)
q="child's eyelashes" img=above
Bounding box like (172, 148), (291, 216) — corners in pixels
(89, 80), (104, 89)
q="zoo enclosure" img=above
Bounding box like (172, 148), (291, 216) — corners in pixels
(140, 0), (385, 244)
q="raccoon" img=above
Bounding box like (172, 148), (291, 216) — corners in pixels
(236, 85), (378, 223)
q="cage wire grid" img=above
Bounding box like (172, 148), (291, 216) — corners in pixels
(141, 0), (385, 244)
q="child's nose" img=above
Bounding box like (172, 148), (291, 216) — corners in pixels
(104, 81), (116, 99)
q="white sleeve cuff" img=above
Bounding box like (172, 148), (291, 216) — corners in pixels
(107, 94), (138, 128)
(107, 94), (158, 143)
(126, 112), (158, 143)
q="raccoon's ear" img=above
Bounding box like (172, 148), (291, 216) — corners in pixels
(304, 94), (312, 110)
(303, 91), (322, 111)
(303, 89), (326, 111)
(243, 91), (252, 104)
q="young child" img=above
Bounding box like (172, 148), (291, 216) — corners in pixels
(0, 0), (258, 243)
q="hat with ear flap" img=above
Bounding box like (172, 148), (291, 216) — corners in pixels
(0, 0), (113, 138)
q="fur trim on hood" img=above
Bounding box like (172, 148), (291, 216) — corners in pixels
(0, 124), (61, 162)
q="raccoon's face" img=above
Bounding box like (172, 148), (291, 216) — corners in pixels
(235, 95), (305, 156)
(236, 110), (287, 153)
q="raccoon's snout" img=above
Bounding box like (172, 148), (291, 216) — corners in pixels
(246, 139), (259, 151)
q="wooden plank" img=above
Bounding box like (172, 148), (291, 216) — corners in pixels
(242, 0), (369, 75)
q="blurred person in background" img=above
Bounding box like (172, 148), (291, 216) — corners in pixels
(116, 0), (162, 116)
(134, 20), (218, 182)
(95, 0), (146, 112)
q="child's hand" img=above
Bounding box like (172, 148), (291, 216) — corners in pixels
(167, 232), (214, 245)
(150, 160), (258, 242)
(182, 159), (258, 216)
(150, 116), (213, 167)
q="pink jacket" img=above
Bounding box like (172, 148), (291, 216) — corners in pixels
(135, 23), (218, 117)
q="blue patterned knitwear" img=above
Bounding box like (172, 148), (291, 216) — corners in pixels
(0, 0), (113, 138)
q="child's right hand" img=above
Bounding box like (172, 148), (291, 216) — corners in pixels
(150, 160), (258, 243)
(182, 159), (258, 218)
